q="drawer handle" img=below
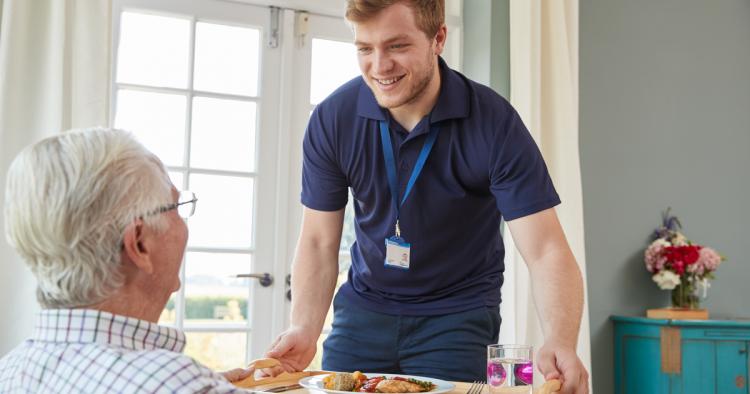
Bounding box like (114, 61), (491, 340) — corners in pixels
(737, 375), (746, 389)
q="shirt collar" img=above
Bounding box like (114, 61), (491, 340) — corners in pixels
(32, 308), (186, 353)
(356, 56), (471, 124)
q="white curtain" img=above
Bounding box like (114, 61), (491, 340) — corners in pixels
(499, 0), (592, 390)
(0, 0), (111, 356)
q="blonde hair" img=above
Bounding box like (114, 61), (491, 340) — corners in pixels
(4, 127), (172, 308)
(345, 0), (445, 38)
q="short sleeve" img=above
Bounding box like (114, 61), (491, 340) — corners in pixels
(489, 109), (560, 221)
(300, 105), (349, 211)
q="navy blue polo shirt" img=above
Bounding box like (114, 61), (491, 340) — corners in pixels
(301, 57), (560, 316)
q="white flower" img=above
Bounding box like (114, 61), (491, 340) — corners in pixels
(671, 232), (688, 246)
(652, 270), (681, 290)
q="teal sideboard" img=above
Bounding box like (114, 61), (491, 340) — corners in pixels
(612, 315), (749, 394)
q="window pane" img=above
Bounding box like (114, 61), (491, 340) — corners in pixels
(190, 97), (257, 172)
(168, 172), (185, 190)
(188, 174), (254, 248)
(116, 12), (189, 88)
(310, 39), (360, 105)
(114, 89), (186, 167)
(185, 332), (247, 371)
(159, 293), (177, 325)
(311, 253), (351, 370)
(309, 333), (328, 371)
(194, 22), (260, 96)
(184, 252), (251, 324)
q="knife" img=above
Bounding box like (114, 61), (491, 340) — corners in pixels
(257, 384), (303, 393)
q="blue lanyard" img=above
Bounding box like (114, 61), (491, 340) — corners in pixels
(379, 120), (439, 237)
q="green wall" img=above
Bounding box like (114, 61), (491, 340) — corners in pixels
(580, 0), (750, 392)
(462, 0), (509, 96)
(465, 1), (750, 392)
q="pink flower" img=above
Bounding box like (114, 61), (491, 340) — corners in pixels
(686, 260), (705, 275)
(697, 247), (722, 273)
(644, 238), (670, 273)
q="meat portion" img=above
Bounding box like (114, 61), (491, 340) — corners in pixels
(332, 373), (357, 391)
(374, 379), (425, 393)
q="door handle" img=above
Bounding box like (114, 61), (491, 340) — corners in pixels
(286, 274), (292, 301)
(235, 273), (274, 287)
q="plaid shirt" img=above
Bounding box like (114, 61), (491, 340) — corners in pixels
(0, 309), (249, 393)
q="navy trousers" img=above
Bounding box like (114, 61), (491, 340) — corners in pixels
(322, 292), (501, 382)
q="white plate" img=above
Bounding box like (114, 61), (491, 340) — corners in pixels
(299, 373), (455, 394)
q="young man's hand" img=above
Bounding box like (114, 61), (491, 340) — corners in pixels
(264, 325), (319, 374)
(536, 342), (589, 394)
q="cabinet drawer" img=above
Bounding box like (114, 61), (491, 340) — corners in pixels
(703, 330), (750, 338)
(613, 316), (750, 394)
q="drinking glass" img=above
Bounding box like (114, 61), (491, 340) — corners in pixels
(487, 344), (533, 393)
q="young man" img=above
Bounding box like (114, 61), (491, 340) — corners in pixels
(0, 128), (252, 393)
(267, 1), (589, 392)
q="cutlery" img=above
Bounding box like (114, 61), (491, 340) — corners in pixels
(258, 384), (303, 393)
(466, 380), (485, 394)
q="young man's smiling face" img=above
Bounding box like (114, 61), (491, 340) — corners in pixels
(352, 2), (445, 112)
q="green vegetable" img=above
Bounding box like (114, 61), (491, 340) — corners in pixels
(407, 378), (435, 390)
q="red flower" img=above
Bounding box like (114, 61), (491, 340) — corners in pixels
(683, 245), (701, 265)
(671, 260), (685, 275)
(662, 245), (703, 275)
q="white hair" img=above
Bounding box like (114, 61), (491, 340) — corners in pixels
(3, 127), (173, 308)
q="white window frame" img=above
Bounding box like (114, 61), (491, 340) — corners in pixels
(110, 0), (285, 361)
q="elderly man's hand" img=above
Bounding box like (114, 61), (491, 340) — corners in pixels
(220, 368), (254, 383)
(536, 342), (589, 394)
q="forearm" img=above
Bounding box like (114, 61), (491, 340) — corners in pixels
(527, 247), (583, 348)
(288, 237), (340, 335)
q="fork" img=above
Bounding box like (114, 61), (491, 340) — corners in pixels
(258, 383), (303, 393)
(466, 380), (485, 394)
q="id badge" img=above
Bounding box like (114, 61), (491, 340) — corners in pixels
(384, 236), (411, 270)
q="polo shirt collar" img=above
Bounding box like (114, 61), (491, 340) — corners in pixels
(356, 56), (470, 124)
(430, 56), (470, 123)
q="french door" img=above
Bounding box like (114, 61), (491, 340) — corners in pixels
(111, 0), (461, 371)
(284, 12), (361, 370)
(111, 0), (284, 370)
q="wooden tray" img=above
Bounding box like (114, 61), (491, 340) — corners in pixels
(647, 308), (709, 320)
(233, 358), (327, 389)
(234, 358), (561, 394)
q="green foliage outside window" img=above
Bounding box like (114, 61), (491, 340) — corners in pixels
(165, 296), (248, 320)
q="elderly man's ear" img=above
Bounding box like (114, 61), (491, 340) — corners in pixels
(122, 219), (155, 275)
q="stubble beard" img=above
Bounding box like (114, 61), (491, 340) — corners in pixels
(373, 53), (436, 111)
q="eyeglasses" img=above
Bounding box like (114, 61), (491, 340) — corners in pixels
(147, 191), (198, 219)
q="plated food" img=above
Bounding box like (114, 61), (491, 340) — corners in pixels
(322, 372), (436, 393)
(299, 372), (454, 394)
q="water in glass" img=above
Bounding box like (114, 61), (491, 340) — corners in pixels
(487, 345), (533, 394)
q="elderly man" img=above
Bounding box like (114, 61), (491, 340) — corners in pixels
(0, 128), (251, 392)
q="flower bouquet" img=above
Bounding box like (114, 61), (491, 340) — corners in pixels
(644, 209), (725, 316)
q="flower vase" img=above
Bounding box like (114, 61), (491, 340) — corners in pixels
(670, 279), (700, 309)
(647, 276), (709, 319)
